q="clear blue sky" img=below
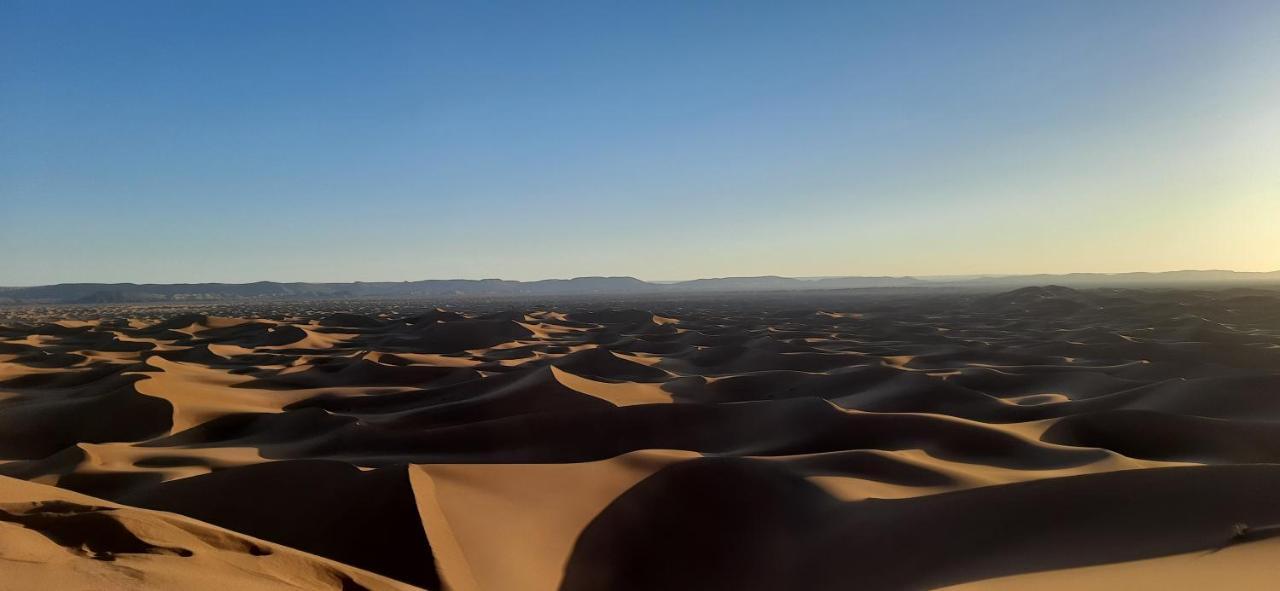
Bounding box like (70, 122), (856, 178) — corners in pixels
(3, 0), (1278, 284)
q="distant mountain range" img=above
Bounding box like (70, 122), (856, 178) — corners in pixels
(1, 270), (1277, 304)
(953, 270), (1280, 287)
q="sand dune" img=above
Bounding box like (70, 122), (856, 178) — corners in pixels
(2, 286), (1280, 588)
(0, 473), (420, 590)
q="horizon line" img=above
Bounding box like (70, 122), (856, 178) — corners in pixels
(4, 268), (1280, 289)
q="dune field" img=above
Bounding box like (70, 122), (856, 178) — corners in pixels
(2, 285), (1280, 589)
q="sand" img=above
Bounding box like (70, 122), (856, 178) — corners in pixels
(2, 285), (1280, 589)
(0, 472), (419, 590)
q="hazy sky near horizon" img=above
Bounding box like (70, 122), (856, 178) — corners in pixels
(2, 0), (1279, 285)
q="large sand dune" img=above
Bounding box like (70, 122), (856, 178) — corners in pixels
(2, 286), (1280, 589)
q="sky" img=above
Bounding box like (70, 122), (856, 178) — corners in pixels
(2, 0), (1279, 285)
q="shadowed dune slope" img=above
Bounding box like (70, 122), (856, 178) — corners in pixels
(561, 459), (1280, 590)
(121, 460), (440, 589)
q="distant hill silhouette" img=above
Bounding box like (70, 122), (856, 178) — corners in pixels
(0, 270), (1277, 304)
